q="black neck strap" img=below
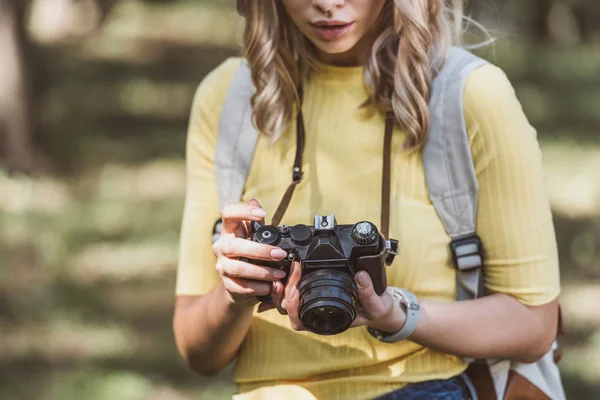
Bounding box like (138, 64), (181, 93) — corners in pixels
(270, 90), (393, 239)
(271, 87), (306, 226)
(381, 112), (394, 239)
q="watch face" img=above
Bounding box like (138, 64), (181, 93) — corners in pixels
(394, 289), (419, 310)
(407, 299), (420, 310)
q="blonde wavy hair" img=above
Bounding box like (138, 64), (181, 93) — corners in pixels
(241, 0), (476, 150)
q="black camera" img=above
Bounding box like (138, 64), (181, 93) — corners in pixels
(244, 215), (399, 336)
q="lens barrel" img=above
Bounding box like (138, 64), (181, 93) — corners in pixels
(298, 269), (358, 335)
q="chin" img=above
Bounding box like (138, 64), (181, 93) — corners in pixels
(316, 40), (359, 57)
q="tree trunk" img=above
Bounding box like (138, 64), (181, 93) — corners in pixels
(0, 0), (36, 173)
(532, 0), (553, 41)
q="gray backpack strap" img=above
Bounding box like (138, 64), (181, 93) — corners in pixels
(424, 47), (566, 400)
(215, 60), (259, 211)
(423, 46), (488, 302)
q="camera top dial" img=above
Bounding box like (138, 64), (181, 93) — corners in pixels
(255, 225), (281, 246)
(350, 221), (378, 244)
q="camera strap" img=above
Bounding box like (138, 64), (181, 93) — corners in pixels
(381, 112), (394, 239)
(271, 87), (306, 226)
(271, 87), (394, 239)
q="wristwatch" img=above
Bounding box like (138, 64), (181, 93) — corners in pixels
(367, 287), (420, 343)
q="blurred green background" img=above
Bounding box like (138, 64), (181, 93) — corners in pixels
(0, 0), (598, 399)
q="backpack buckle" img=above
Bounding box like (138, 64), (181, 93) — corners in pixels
(450, 235), (484, 271)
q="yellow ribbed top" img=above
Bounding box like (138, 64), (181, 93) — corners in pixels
(176, 57), (560, 400)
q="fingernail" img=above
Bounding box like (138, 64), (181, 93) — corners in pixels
(251, 208), (267, 218)
(273, 270), (286, 279)
(356, 272), (369, 288)
(289, 285), (298, 299)
(270, 249), (287, 259)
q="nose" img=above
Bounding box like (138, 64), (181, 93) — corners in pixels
(312, 0), (344, 14)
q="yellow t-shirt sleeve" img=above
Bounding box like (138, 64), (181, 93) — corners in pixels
(176, 57), (242, 295)
(463, 64), (561, 306)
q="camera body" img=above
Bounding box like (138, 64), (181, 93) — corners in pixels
(245, 215), (399, 335)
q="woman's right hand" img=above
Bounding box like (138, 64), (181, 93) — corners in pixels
(211, 199), (287, 311)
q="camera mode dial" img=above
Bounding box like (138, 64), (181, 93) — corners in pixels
(350, 222), (378, 244)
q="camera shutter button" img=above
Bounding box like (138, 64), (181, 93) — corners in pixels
(290, 224), (312, 246)
(279, 225), (290, 236)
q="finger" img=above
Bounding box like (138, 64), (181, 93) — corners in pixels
(285, 261), (302, 295)
(222, 276), (271, 297)
(221, 203), (267, 234)
(285, 283), (305, 331)
(215, 236), (287, 261)
(281, 261), (302, 310)
(355, 271), (385, 317)
(270, 281), (288, 315)
(217, 258), (287, 281)
(219, 215), (246, 239)
(284, 262), (305, 331)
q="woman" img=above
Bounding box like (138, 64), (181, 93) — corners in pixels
(173, 1), (561, 399)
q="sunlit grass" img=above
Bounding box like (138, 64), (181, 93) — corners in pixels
(561, 284), (600, 332)
(95, 161), (185, 202)
(561, 331), (600, 385)
(542, 140), (600, 219)
(118, 79), (193, 119)
(0, 160), (185, 289)
(102, 1), (241, 47)
(0, 319), (136, 362)
(43, 370), (191, 400)
(68, 239), (178, 283)
(75, 0), (242, 66)
(0, 171), (72, 215)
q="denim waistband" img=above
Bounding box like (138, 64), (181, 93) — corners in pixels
(373, 373), (477, 400)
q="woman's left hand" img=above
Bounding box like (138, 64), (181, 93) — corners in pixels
(277, 262), (407, 334)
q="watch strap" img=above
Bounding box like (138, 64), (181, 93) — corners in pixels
(368, 287), (420, 343)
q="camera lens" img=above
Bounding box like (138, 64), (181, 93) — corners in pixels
(314, 306), (339, 317)
(298, 270), (358, 335)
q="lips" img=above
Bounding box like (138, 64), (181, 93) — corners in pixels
(311, 21), (354, 41)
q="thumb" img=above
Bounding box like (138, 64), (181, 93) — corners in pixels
(355, 271), (383, 313)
